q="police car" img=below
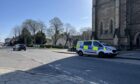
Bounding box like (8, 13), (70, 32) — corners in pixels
(76, 40), (118, 57)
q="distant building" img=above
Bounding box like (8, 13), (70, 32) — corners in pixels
(93, 0), (140, 48)
(45, 38), (53, 45)
(56, 38), (67, 46)
(55, 35), (82, 48)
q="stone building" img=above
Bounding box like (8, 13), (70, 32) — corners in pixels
(92, 0), (140, 48)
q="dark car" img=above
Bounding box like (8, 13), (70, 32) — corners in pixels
(13, 44), (26, 51)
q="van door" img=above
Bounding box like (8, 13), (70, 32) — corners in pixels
(93, 41), (103, 55)
(83, 41), (94, 55)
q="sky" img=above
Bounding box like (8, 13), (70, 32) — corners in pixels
(0, 0), (92, 42)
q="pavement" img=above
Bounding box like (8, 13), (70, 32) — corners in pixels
(0, 48), (140, 84)
(118, 50), (140, 59)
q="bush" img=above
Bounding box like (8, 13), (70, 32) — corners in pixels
(45, 45), (52, 48)
(40, 45), (46, 48)
(63, 46), (68, 49)
(52, 45), (63, 49)
(34, 45), (40, 48)
(27, 44), (33, 47)
(38, 45), (68, 49)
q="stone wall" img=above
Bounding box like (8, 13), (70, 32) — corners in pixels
(96, 0), (115, 40)
(93, 0), (140, 47)
(119, 0), (127, 38)
(95, 0), (116, 45)
(128, 0), (140, 45)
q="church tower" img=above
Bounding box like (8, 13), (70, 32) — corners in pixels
(93, 0), (140, 48)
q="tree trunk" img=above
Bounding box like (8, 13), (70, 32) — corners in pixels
(64, 38), (68, 47)
(54, 34), (57, 46)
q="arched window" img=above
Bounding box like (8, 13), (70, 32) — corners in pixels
(100, 22), (103, 35)
(110, 20), (113, 33)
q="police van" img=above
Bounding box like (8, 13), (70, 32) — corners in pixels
(76, 40), (118, 57)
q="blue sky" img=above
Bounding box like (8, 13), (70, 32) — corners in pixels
(0, 0), (92, 42)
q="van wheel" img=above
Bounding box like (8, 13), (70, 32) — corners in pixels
(98, 52), (105, 58)
(78, 51), (83, 56)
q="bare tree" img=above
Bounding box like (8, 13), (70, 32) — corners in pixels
(37, 21), (47, 32)
(12, 26), (21, 37)
(22, 19), (46, 44)
(49, 17), (63, 46)
(64, 23), (76, 47)
(23, 19), (39, 35)
(80, 27), (92, 40)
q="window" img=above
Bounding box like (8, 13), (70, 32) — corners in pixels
(93, 41), (103, 47)
(84, 41), (92, 46)
(78, 41), (83, 46)
(100, 22), (103, 35)
(104, 30), (108, 34)
(110, 20), (113, 33)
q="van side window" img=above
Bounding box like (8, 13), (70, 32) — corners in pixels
(78, 42), (83, 46)
(93, 41), (103, 47)
(84, 41), (92, 46)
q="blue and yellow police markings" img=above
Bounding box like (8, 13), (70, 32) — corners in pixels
(104, 47), (106, 51)
(93, 46), (98, 51)
(83, 45), (96, 53)
(83, 45), (88, 50)
(77, 43), (107, 53)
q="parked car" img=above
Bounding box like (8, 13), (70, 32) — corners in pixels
(13, 44), (26, 51)
(76, 40), (118, 58)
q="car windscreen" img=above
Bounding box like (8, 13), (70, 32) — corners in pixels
(20, 45), (25, 47)
(101, 43), (110, 46)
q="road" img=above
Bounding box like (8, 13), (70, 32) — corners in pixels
(0, 48), (140, 84)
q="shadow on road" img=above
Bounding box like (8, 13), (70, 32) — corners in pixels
(0, 56), (140, 84)
(115, 57), (140, 61)
(0, 56), (99, 84)
(79, 55), (140, 61)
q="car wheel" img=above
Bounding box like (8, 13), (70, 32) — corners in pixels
(78, 51), (83, 56)
(98, 52), (105, 58)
